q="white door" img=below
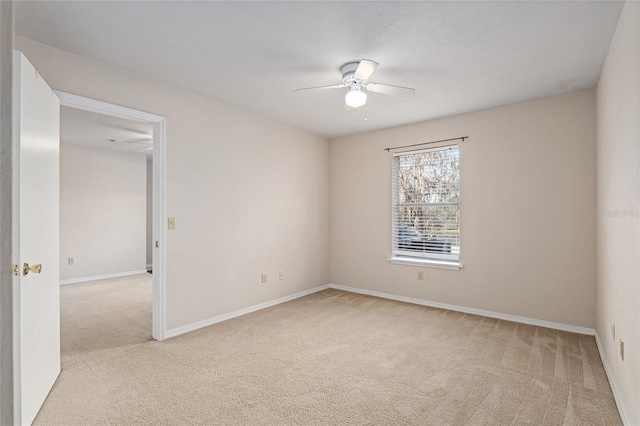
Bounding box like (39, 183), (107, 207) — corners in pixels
(12, 51), (60, 426)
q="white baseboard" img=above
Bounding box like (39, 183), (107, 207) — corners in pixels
(164, 284), (330, 339)
(164, 282), (596, 340)
(328, 284), (596, 336)
(60, 269), (148, 285)
(595, 332), (631, 425)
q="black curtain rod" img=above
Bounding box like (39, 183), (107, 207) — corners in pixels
(383, 136), (468, 152)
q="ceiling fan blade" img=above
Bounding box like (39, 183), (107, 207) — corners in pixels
(365, 83), (415, 98)
(124, 139), (153, 145)
(124, 130), (153, 139)
(354, 60), (379, 81)
(294, 84), (346, 93)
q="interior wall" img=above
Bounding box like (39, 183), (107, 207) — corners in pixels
(60, 143), (147, 281)
(0, 2), (13, 423)
(595, 1), (639, 423)
(330, 91), (597, 328)
(146, 157), (152, 268)
(14, 36), (330, 330)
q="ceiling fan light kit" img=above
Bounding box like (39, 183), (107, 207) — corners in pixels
(345, 86), (367, 108)
(294, 59), (415, 111)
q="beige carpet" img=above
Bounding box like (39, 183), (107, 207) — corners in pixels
(35, 278), (621, 425)
(57, 274), (153, 361)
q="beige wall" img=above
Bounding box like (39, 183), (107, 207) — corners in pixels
(330, 91), (597, 328)
(0, 2), (13, 423)
(60, 143), (147, 281)
(15, 37), (330, 331)
(596, 1), (639, 423)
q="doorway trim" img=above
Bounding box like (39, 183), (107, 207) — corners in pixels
(55, 91), (167, 341)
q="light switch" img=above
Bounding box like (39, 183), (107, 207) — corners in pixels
(168, 217), (176, 230)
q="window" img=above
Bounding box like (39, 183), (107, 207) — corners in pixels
(392, 145), (460, 264)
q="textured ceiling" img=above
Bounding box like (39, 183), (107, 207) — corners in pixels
(17, 1), (623, 138)
(61, 106), (154, 157)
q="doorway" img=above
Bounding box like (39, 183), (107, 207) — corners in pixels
(56, 91), (167, 341)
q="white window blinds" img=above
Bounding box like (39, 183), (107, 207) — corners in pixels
(392, 145), (460, 262)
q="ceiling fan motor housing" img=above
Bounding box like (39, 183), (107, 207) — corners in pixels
(341, 62), (361, 85)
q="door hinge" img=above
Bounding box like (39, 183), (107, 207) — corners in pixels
(155, 241), (160, 248)
(12, 264), (20, 276)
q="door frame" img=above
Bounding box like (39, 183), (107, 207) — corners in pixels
(55, 91), (168, 341)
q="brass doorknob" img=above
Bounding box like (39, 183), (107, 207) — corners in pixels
(23, 263), (42, 276)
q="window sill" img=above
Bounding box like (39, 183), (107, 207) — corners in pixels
(388, 256), (462, 270)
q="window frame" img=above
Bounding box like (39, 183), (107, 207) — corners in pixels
(390, 144), (461, 268)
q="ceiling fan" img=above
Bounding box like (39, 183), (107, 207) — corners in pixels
(108, 137), (153, 152)
(294, 60), (415, 110)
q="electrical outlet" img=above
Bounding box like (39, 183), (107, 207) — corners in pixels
(279, 271), (284, 280)
(167, 217), (176, 230)
(417, 271), (424, 280)
(620, 340), (624, 361)
(261, 273), (267, 284)
(68, 257), (74, 265)
(612, 324), (615, 341)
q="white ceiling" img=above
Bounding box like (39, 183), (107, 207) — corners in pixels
(61, 106), (154, 156)
(17, 1), (623, 139)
